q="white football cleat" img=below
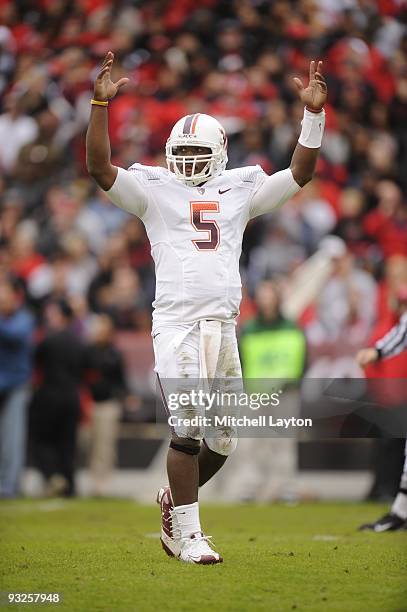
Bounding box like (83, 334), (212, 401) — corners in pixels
(179, 532), (223, 565)
(156, 486), (181, 558)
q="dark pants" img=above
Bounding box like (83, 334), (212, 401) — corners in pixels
(367, 438), (406, 501)
(29, 386), (80, 496)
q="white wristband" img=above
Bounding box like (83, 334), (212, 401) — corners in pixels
(298, 107), (325, 149)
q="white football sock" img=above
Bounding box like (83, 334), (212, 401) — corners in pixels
(174, 502), (201, 538)
(400, 470), (407, 491)
(391, 491), (407, 519)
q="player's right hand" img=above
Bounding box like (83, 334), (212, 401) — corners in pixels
(356, 347), (379, 368)
(93, 51), (129, 102)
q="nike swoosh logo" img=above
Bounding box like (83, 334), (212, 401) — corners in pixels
(218, 188), (232, 194)
(153, 332), (161, 339)
(374, 523), (393, 532)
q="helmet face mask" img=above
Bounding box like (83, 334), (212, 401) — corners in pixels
(166, 114), (228, 186)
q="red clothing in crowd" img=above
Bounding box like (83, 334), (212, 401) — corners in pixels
(364, 210), (407, 258)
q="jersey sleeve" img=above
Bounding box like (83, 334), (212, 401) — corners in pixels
(375, 312), (407, 359)
(105, 166), (149, 218)
(249, 168), (301, 219)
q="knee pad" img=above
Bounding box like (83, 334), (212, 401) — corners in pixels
(205, 436), (238, 457)
(170, 440), (201, 455)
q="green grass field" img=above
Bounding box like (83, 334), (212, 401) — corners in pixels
(1, 499), (406, 612)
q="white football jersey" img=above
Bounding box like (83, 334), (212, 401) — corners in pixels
(106, 163), (300, 329)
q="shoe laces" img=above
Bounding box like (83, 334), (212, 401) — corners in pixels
(169, 509), (182, 540)
(183, 532), (217, 555)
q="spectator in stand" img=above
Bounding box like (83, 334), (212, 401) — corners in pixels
(0, 189), (25, 245)
(0, 276), (34, 497)
(9, 221), (44, 284)
(0, 90), (37, 175)
(95, 265), (151, 331)
(231, 281), (306, 501)
(246, 218), (306, 292)
(14, 109), (64, 190)
(87, 231), (130, 313)
(29, 299), (85, 497)
(87, 186), (129, 245)
(240, 280), (306, 380)
(59, 230), (97, 297)
(364, 180), (407, 258)
(306, 236), (377, 345)
(123, 217), (154, 294)
(84, 314), (134, 496)
(334, 187), (370, 258)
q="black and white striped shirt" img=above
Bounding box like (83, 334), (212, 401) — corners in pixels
(375, 311), (407, 359)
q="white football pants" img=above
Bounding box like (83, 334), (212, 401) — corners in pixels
(153, 319), (242, 453)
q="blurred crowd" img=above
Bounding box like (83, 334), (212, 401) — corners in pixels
(0, 0), (406, 497)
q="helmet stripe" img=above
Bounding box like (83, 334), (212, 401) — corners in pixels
(191, 113), (200, 134)
(182, 114), (194, 134)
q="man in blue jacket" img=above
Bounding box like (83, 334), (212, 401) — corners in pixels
(0, 277), (34, 497)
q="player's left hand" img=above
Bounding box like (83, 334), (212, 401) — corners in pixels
(293, 60), (327, 113)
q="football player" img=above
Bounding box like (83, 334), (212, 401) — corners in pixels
(86, 51), (327, 563)
(356, 287), (407, 531)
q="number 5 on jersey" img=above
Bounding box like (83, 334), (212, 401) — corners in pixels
(190, 201), (220, 251)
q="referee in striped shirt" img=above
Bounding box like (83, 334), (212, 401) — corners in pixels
(356, 285), (407, 531)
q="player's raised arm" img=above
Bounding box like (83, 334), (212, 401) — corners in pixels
(86, 51), (129, 191)
(249, 60), (327, 219)
(290, 60), (327, 186)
